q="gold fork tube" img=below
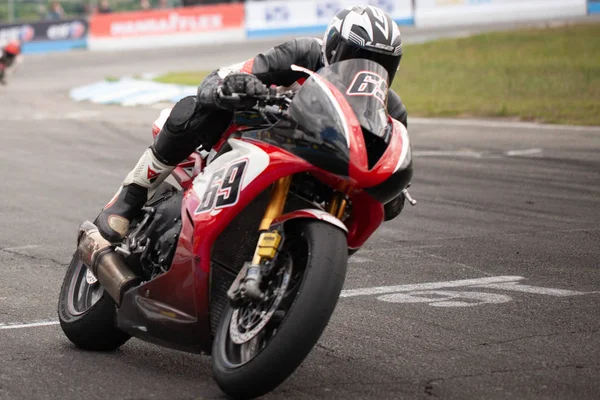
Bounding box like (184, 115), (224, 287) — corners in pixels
(253, 176), (292, 265)
(328, 192), (342, 215)
(336, 198), (348, 219)
(328, 192), (349, 219)
(258, 176), (292, 231)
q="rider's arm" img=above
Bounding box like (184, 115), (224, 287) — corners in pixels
(197, 38), (323, 107)
(387, 90), (408, 129)
(383, 90), (409, 221)
(245, 37), (323, 87)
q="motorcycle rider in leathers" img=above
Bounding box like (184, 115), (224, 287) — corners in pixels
(0, 40), (21, 85)
(97, 5), (410, 243)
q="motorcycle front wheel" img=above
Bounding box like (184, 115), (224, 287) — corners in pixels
(211, 219), (348, 399)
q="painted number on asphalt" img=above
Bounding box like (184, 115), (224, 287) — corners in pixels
(339, 276), (597, 308)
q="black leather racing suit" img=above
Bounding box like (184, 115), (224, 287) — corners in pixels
(154, 37), (408, 220)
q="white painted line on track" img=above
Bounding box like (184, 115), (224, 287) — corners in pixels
(1, 245), (38, 252)
(413, 148), (543, 159)
(0, 321), (59, 330)
(65, 111), (101, 119)
(413, 150), (484, 158)
(4, 278), (595, 329)
(505, 148), (542, 156)
(0, 111), (102, 121)
(349, 256), (374, 263)
(472, 282), (591, 297)
(409, 117), (600, 132)
(340, 276), (524, 297)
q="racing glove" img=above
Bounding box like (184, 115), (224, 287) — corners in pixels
(216, 72), (268, 111)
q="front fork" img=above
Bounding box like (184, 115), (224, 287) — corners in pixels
(228, 176), (349, 303)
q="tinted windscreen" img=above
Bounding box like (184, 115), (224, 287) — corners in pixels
(286, 72), (351, 175)
(282, 59), (391, 175)
(317, 59), (390, 139)
(288, 60), (390, 145)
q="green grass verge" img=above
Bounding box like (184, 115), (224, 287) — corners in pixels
(155, 71), (210, 86)
(154, 23), (600, 126)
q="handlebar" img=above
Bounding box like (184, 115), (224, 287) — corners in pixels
(216, 86), (294, 117)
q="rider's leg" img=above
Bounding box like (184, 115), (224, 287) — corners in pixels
(97, 96), (233, 242)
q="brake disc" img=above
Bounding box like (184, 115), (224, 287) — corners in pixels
(229, 259), (292, 345)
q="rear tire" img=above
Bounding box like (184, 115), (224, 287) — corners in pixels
(57, 251), (130, 351)
(211, 220), (348, 399)
(57, 181), (178, 351)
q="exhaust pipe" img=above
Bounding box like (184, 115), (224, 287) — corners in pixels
(77, 221), (140, 306)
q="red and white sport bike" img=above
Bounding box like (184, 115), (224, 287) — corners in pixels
(58, 59), (414, 398)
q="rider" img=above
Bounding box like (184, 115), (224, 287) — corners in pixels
(97, 5), (409, 243)
(0, 40), (21, 85)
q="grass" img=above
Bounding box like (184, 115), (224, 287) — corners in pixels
(154, 23), (600, 126)
(154, 71), (210, 86)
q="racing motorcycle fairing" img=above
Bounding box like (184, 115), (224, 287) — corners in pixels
(115, 138), (325, 353)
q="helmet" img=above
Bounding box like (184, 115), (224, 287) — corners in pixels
(4, 40), (21, 56)
(323, 5), (403, 84)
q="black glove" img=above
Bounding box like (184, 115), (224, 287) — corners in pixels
(216, 72), (268, 111)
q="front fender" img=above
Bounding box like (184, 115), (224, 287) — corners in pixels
(272, 209), (348, 234)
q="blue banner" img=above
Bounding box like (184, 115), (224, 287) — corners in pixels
(0, 19), (88, 54)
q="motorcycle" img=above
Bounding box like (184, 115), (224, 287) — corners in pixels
(58, 59), (414, 399)
(0, 53), (19, 85)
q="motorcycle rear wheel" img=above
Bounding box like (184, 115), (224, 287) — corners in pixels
(57, 182), (178, 351)
(211, 220), (348, 399)
(57, 250), (130, 351)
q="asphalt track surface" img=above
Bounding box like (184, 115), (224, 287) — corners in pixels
(1, 19), (599, 400)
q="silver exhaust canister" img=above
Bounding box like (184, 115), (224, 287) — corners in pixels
(77, 221), (140, 306)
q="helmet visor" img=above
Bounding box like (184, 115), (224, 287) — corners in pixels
(331, 41), (401, 84)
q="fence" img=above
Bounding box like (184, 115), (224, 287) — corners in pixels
(0, 0), (596, 54)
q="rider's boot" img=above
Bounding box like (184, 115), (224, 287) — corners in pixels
(96, 145), (175, 242)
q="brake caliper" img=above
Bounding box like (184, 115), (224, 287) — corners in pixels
(228, 230), (283, 305)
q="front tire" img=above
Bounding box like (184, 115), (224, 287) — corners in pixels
(57, 251), (130, 351)
(211, 220), (348, 399)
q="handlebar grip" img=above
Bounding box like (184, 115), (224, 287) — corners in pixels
(216, 86), (245, 103)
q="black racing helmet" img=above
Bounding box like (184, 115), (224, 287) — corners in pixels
(323, 5), (403, 84)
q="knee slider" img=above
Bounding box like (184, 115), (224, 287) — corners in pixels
(166, 96), (199, 133)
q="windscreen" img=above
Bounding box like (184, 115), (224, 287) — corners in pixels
(281, 59), (391, 176)
(288, 59), (391, 146)
(316, 59), (391, 139)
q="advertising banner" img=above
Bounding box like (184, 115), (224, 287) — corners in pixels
(246, 0), (414, 39)
(0, 19), (88, 54)
(88, 3), (245, 51)
(414, 0), (588, 27)
(589, 0), (600, 14)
